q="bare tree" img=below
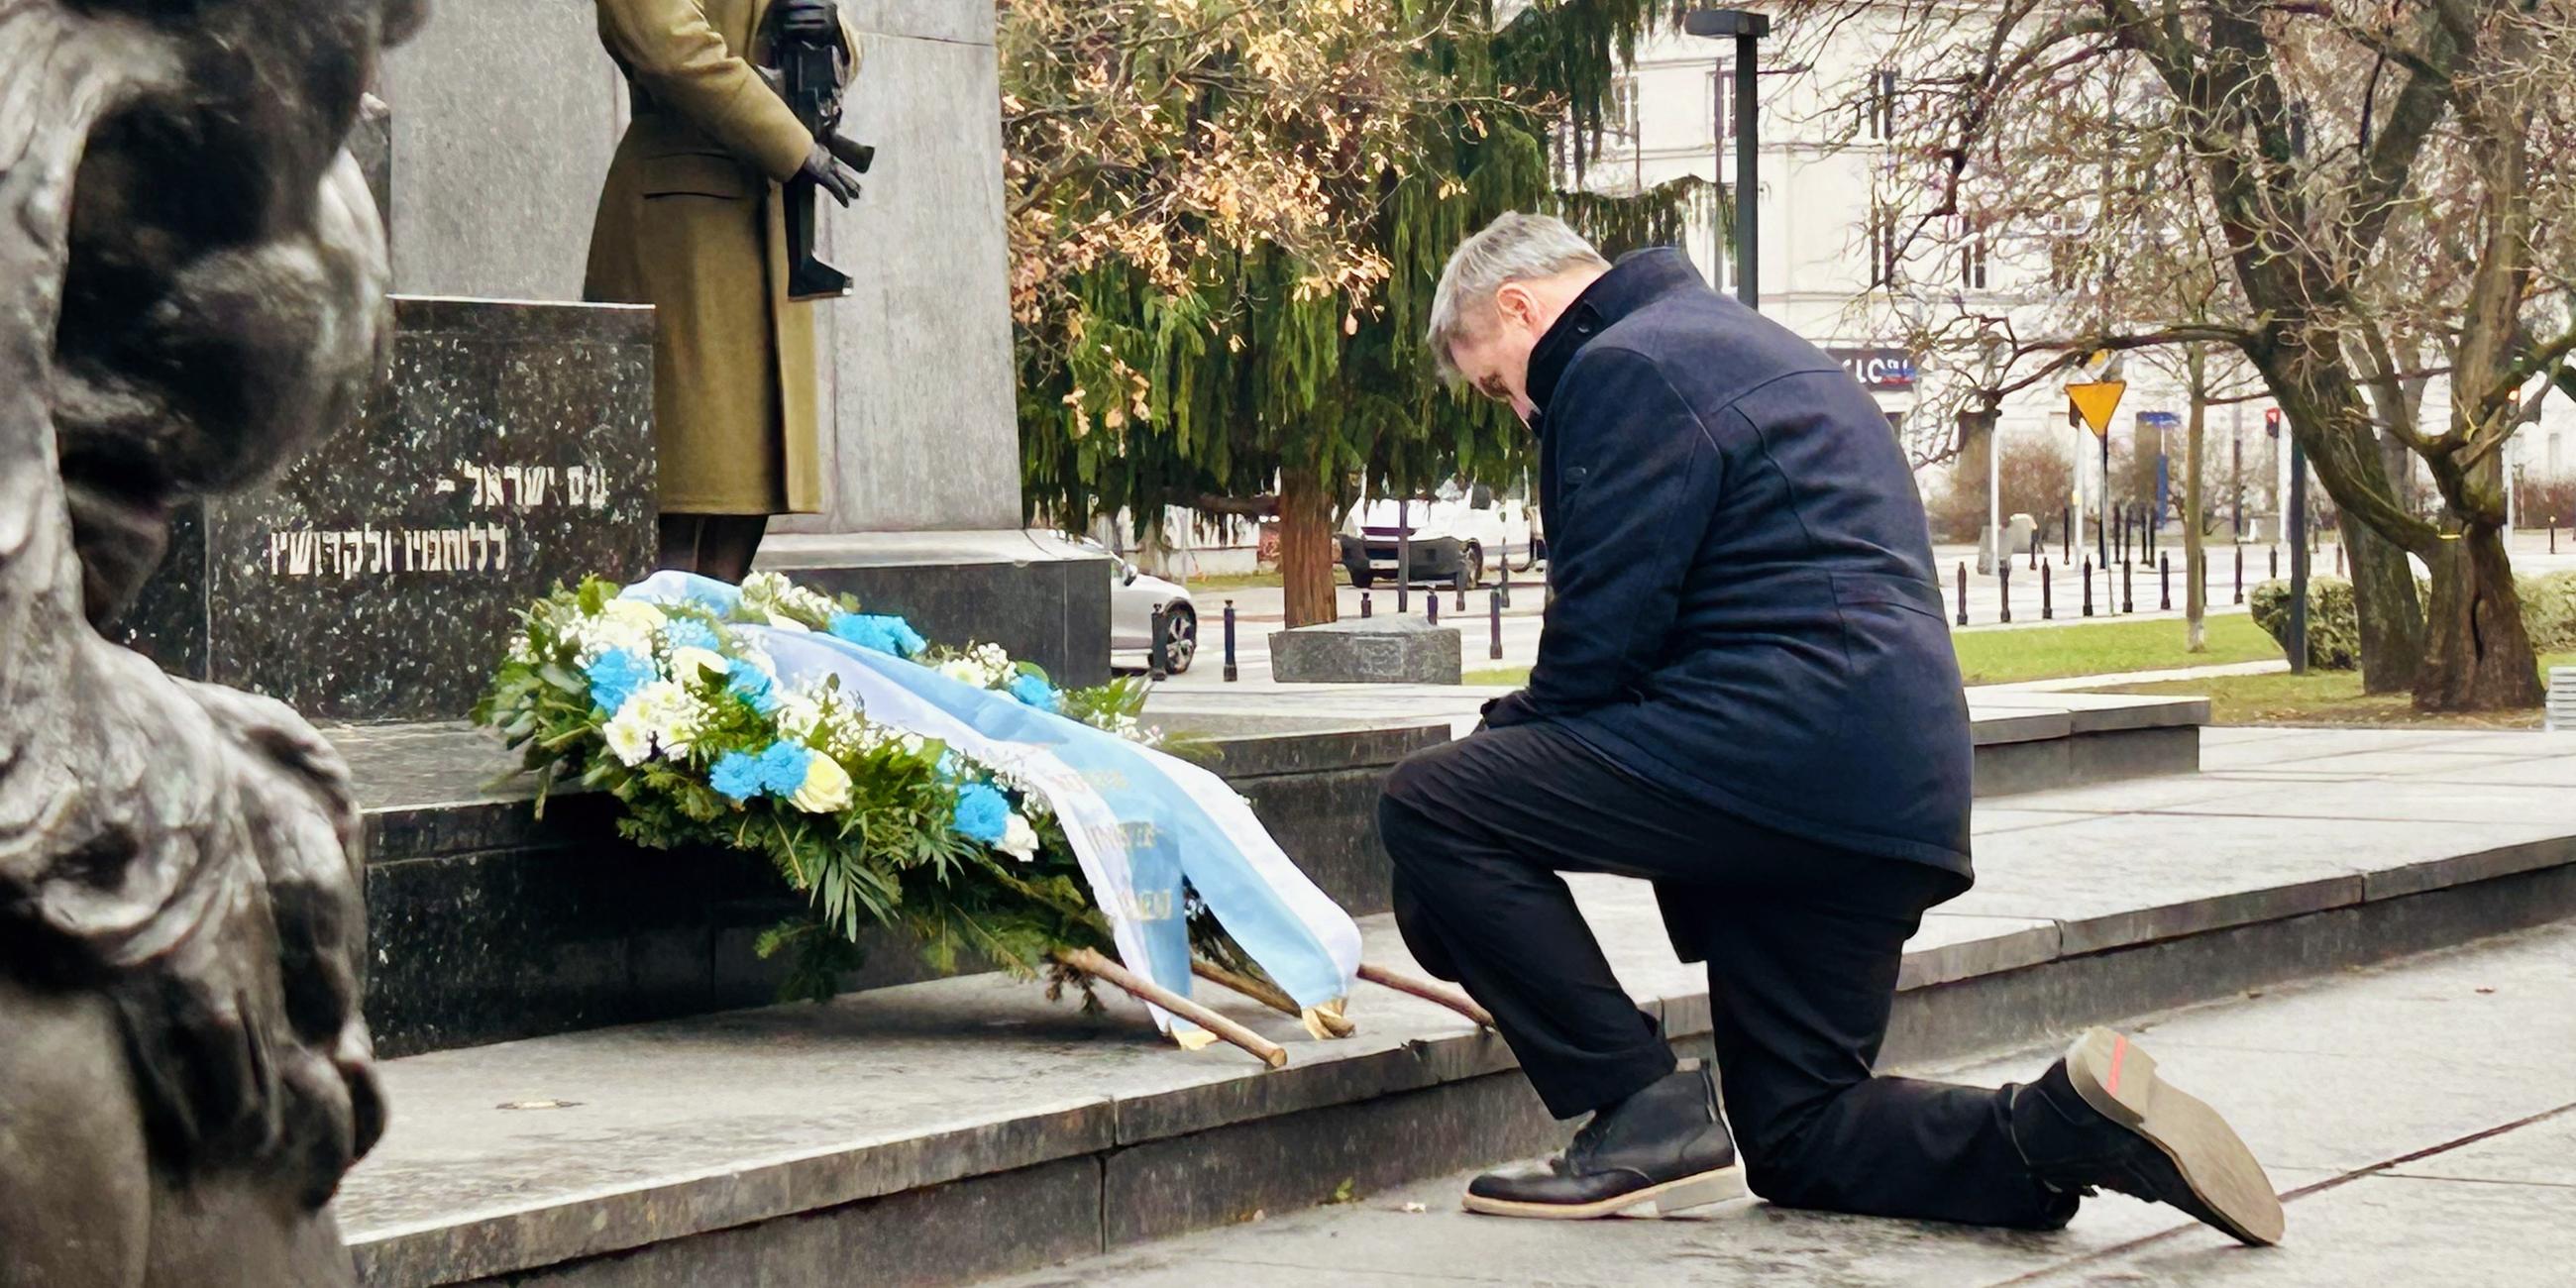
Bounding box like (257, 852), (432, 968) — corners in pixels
(1783, 0), (2576, 709)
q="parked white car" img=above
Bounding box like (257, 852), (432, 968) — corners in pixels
(1070, 536), (1196, 673)
(1338, 479), (1541, 589)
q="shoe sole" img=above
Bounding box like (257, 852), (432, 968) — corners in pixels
(2063, 1026), (2286, 1246)
(1461, 1165), (1748, 1221)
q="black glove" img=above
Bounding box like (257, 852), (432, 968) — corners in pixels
(802, 142), (861, 205)
(824, 132), (875, 174)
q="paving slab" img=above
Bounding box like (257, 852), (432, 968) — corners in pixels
(994, 921), (2576, 1288)
(340, 730), (2576, 1286)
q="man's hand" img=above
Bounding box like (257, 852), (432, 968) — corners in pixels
(803, 143), (862, 205)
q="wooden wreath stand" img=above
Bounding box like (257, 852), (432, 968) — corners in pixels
(1051, 949), (1495, 1068)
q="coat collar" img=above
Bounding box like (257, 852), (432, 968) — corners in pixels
(1526, 248), (1704, 418)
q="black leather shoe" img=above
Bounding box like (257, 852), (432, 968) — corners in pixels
(2011, 1027), (2285, 1246)
(1464, 1065), (1745, 1219)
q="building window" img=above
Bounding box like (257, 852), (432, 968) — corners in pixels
(1960, 217), (1989, 290)
(1865, 69), (1897, 142)
(2048, 235), (2083, 293)
(1871, 206), (1900, 288)
(1709, 64), (1733, 141)
(1607, 75), (1639, 149)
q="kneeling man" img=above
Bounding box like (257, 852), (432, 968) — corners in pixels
(1381, 213), (2281, 1243)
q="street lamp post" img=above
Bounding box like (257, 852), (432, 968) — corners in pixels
(1686, 9), (1770, 310)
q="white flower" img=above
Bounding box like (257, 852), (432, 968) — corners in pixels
(790, 753), (853, 813)
(601, 708), (655, 766)
(937, 659), (984, 687)
(669, 646), (728, 683)
(506, 632), (538, 665)
(998, 811), (1040, 862)
(628, 680), (705, 758)
(602, 598), (666, 630)
(734, 644), (777, 678)
(740, 571), (791, 602)
(764, 610), (811, 632)
(785, 586), (838, 621)
(775, 692), (826, 741)
(573, 613), (658, 664)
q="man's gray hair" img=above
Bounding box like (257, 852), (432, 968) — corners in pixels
(1426, 211), (1609, 380)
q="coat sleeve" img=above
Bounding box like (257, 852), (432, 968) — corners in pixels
(594, 0), (816, 182)
(1486, 347), (1722, 729)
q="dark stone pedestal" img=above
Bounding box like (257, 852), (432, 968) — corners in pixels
(1269, 617), (1463, 685)
(756, 531), (1114, 688)
(112, 296), (658, 722)
(333, 715), (1445, 1058)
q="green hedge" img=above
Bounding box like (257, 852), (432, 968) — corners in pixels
(2249, 569), (2576, 669)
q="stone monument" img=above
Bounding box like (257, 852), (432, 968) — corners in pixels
(376, 0), (1110, 684)
(0, 0), (419, 1281)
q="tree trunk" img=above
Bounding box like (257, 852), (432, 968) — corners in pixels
(2342, 512), (2422, 695)
(1278, 465), (1339, 628)
(2183, 347), (2207, 651)
(2414, 523), (2543, 711)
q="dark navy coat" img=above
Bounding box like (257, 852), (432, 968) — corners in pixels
(1484, 249), (1974, 905)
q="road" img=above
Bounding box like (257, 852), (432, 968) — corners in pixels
(988, 918), (2576, 1287)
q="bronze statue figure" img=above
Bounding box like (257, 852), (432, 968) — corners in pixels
(0, 0), (424, 1282)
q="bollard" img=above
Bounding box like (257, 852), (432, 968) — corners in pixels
(2000, 566), (2012, 624)
(2334, 542), (2344, 577)
(1222, 600), (1238, 683)
(1488, 588), (1504, 661)
(1499, 553), (1512, 609)
(1455, 572), (1467, 614)
(2063, 506), (2074, 562)
(1360, 590), (1372, 619)
(2122, 559), (2134, 613)
(2159, 554), (2171, 610)
(2270, 546), (2279, 580)
(2553, 520), (2559, 555)
(1427, 591), (1439, 625)
(1149, 605), (1170, 681)
(2029, 529), (2040, 572)
(2042, 562), (2054, 619)
(2083, 559), (2094, 616)
(2234, 545), (2244, 604)
(1956, 563), (1969, 625)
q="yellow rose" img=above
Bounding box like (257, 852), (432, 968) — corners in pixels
(790, 753), (854, 813)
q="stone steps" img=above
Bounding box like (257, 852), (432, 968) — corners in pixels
(332, 695), (2200, 1058)
(332, 725), (2576, 1288)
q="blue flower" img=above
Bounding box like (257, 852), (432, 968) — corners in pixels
(952, 783), (1011, 844)
(585, 648), (654, 713)
(726, 658), (780, 714)
(710, 751), (763, 803)
(755, 742), (813, 797)
(827, 612), (926, 659)
(662, 618), (721, 652)
(1007, 673), (1061, 713)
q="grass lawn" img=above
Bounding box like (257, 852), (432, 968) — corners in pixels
(1463, 613), (2280, 690)
(2088, 653), (2576, 728)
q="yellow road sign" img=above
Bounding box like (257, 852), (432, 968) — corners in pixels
(2068, 380), (2126, 437)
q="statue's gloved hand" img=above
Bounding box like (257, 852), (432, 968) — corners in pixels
(803, 142), (861, 205)
(824, 132), (874, 174)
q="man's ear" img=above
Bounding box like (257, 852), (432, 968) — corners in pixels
(1493, 281), (1538, 332)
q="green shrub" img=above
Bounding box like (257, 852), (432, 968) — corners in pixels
(2249, 577), (2360, 670)
(2252, 568), (2576, 667)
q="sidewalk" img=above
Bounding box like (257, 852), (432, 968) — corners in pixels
(986, 917), (2576, 1287)
(334, 726), (2576, 1286)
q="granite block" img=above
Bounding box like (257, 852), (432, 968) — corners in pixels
(114, 297), (658, 722)
(379, 1), (621, 300)
(1101, 1074), (1564, 1248)
(448, 1157), (1104, 1288)
(2066, 724), (2199, 784)
(1268, 618), (1463, 685)
(760, 532), (1112, 688)
(1973, 735), (2072, 797)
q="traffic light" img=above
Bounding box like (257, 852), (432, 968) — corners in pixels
(2264, 407), (2282, 438)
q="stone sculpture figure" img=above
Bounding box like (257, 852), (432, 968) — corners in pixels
(0, 0), (424, 1282)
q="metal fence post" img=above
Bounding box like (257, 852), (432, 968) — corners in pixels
(2042, 562), (2054, 619)
(2159, 554), (2171, 610)
(1999, 566), (2012, 624)
(1149, 605), (1170, 681)
(2122, 560), (2134, 613)
(1222, 599), (1238, 683)
(2083, 559), (2093, 616)
(2234, 545), (2244, 604)
(1956, 563), (1969, 625)
(1488, 589), (1504, 661)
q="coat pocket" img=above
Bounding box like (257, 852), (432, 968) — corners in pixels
(1829, 571), (1949, 674)
(639, 152), (758, 200)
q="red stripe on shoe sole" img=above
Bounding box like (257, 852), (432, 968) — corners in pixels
(2106, 1033), (2129, 1097)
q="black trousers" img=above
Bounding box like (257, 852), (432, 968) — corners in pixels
(1378, 722), (2068, 1229)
